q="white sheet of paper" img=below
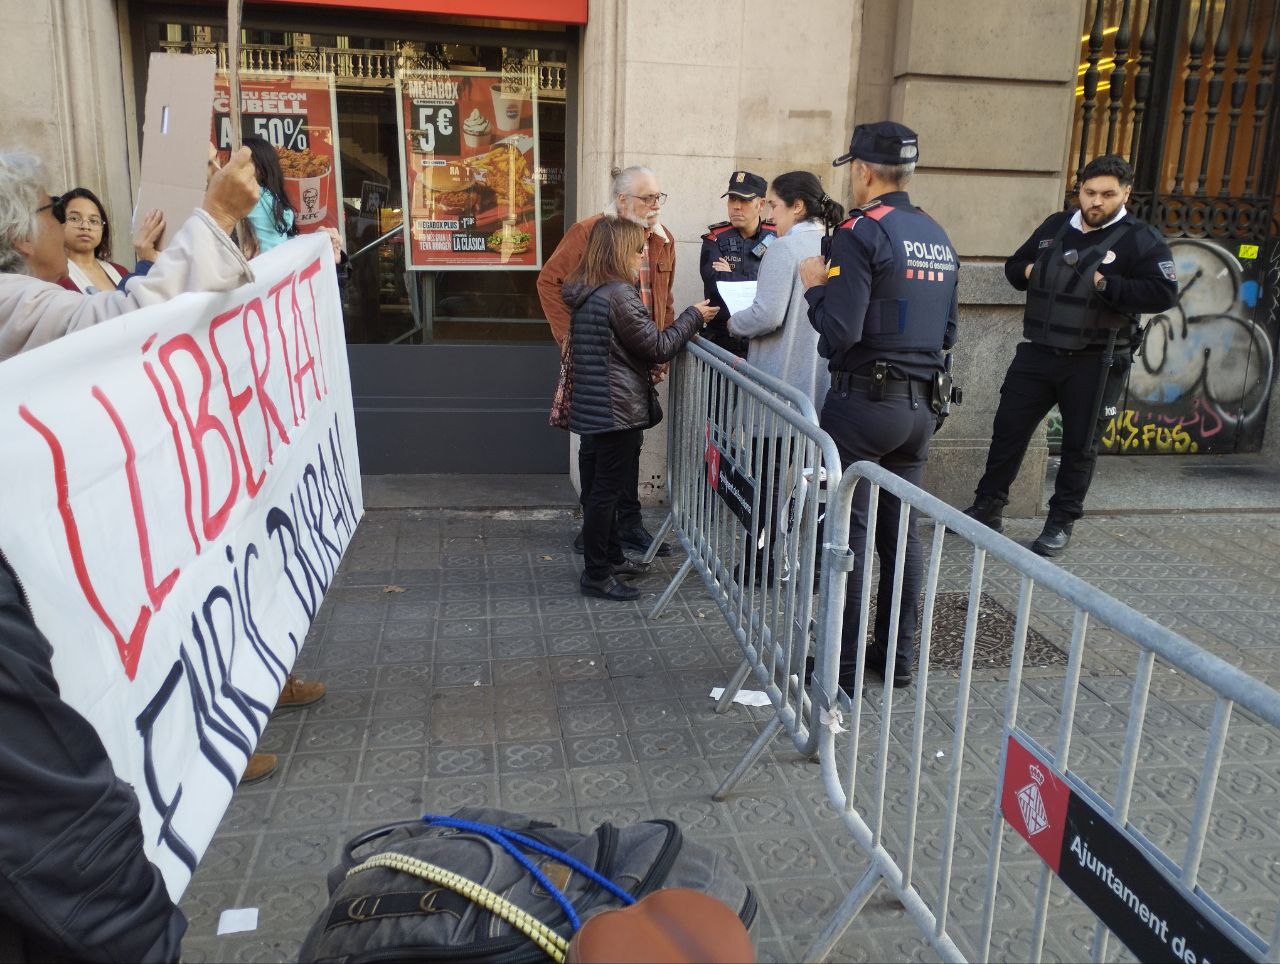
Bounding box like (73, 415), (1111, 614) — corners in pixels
(217, 908), (259, 936)
(709, 687), (772, 707)
(717, 280), (758, 317)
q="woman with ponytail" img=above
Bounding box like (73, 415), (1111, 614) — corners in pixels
(727, 170), (842, 408)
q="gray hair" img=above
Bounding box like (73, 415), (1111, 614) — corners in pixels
(604, 165), (656, 215)
(862, 159), (916, 187)
(0, 149), (48, 275)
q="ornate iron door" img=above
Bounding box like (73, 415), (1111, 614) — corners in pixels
(1069, 0), (1280, 454)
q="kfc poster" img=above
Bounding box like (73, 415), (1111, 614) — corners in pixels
(396, 70), (542, 270)
(213, 73), (345, 244)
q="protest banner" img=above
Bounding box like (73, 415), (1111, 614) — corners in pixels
(396, 69), (542, 269)
(0, 234), (362, 898)
(214, 72), (346, 243)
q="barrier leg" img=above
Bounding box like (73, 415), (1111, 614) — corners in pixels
(802, 866), (885, 963)
(715, 659), (752, 715)
(713, 715), (782, 802)
(650, 555), (693, 619)
(642, 512), (675, 565)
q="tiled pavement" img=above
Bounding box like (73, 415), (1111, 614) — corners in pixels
(176, 507), (1280, 963)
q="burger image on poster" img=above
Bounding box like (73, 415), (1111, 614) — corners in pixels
(462, 108), (492, 151)
(414, 163), (493, 222)
(490, 83), (527, 132)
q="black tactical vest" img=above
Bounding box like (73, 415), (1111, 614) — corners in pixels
(1023, 218), (1136, 350)
(704, 221), (776, 279)
(853, 203), (958, 352)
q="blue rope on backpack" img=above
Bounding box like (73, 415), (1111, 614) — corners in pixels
(421, 814), (637, 932)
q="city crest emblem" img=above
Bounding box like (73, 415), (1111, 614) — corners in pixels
(1017, 764), (1050, 837)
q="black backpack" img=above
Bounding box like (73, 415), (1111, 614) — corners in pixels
(298, 807), (757, 963)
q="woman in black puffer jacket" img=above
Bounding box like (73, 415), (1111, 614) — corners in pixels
(564, 216), (715, 600)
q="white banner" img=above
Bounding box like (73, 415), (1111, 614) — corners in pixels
(0, 233), (363, 897)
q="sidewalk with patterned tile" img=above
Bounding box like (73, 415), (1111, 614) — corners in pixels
(174, 505), (1280, 963)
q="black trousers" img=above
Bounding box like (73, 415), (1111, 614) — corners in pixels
(821, 385), (936, 670)
(579, 433), (643, 531)
(975, 342), (1129, 523)
(581, 429), (643, 579)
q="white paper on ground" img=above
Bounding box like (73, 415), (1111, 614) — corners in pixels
(709, 687), (772, 707)
(217, 908), (260, 936)
(717, 280), (758, 316)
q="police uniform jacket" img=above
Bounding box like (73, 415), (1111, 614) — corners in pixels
(564, 280), (702, 435)
(1005, 209), (1177, 351)
(805, 191), (958, 382)
(699, 220), (776, 327)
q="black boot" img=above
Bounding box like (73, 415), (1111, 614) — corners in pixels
(1030, 519), (1073, 557)
(580, 574), (640, 601)
(961, 498), (1005, 534)
(618, 524), (673, 558)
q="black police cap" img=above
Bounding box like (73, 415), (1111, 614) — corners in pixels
(832, 122), (920, 167)
(721, 170), (768, 199)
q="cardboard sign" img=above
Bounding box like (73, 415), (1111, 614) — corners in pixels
(1001, 733), (1259, 964)
(134, 53), (216, 251)
(396, 70), (542, 270)
(0, 234), (363, 897)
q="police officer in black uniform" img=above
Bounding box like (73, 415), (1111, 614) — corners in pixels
(700, 171), (776, 356)
(801, 122), (959, 690)
(963, 154), (1177, 556)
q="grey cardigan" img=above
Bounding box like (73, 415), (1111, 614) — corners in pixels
(727, 219), (830, 411)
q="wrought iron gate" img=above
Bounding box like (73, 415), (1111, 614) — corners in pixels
(1068, 0), (1280, 454)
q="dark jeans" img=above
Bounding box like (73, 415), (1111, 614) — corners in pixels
(821, 384), (936, 671)
(581, 428), (644, 579)
(975, 342), (1129, 523)
(579, 433), (643, 532)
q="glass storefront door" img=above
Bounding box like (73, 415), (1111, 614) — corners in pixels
(138, 10), (574, 473)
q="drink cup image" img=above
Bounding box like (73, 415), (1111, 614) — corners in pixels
(489, 84), (526, 132)
(462, 107), (493, 150)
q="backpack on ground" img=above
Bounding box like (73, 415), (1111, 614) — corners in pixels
(298, 806), (757, 963)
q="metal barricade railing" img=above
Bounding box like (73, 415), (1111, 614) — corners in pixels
(803, 459), (1280, 963)
(648, 339), (841, 794)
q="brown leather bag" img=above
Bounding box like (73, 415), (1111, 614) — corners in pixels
(565, 888), (755, 964)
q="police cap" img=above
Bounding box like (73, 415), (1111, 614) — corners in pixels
(721, 170), (768, 199)
(832, 121), (920, 167)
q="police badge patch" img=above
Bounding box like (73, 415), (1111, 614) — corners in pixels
(1038, 239), (1054, 249)
(1159, 260), (1177, 281)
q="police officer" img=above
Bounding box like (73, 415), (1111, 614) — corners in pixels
(800, 122), (959, 690)
(700, 171), (776, 356)
(963, 154), (1177, 556)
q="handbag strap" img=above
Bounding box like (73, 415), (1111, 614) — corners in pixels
(347, 852), (571, 963)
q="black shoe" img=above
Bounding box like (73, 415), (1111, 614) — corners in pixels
(961, 498), (1005, 534)
(618, 526), (673, 558)
(860, 649), (914, 689)
(572, 530), (584, 555)
(610, 558), (652, 578)
(580, 574), (641, 601)
(1030, 520), (1073, 557)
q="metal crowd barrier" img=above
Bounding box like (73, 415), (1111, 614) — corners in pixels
(647, 338), (841, 795)
(803, 459), (1280, 963)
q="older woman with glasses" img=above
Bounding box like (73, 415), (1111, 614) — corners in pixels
(0, 146), (259, 362)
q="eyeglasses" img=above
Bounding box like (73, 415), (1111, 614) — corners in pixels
(35, 195), (65, 223)
(66, 214), (105, 228)
(628, 193), (668, 207)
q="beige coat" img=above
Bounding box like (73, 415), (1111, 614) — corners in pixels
(0, 209), (253, 363)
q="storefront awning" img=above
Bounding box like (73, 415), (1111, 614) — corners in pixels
(258, 0), (587, 25)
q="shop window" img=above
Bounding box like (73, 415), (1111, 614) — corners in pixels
(141, 20), (570, 346)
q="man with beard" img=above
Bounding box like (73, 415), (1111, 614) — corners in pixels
(963, 154), (1177, 556)
(539, 166), (711, 560)
(699, 170), (775, 356)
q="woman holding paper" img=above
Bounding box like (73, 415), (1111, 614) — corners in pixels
(727, 171), (843, 409)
